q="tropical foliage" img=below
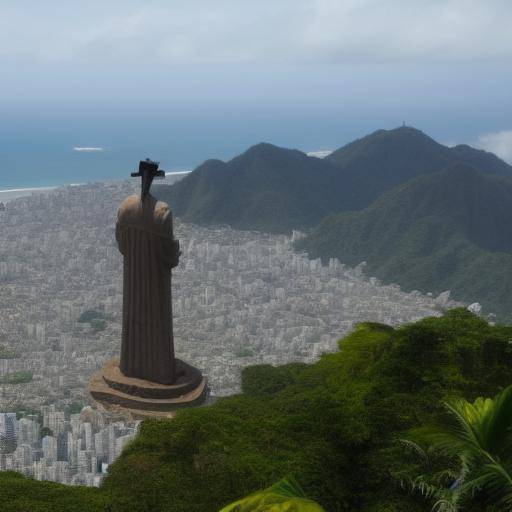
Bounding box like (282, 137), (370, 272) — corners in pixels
(219, 478), (325, 512)
(400, 385), (512, 510)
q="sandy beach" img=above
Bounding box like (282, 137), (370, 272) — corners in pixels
(0, 186), (58, 203)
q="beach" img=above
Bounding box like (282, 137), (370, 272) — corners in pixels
(0, 172), (190, 204)
(0, 186), (57, 203)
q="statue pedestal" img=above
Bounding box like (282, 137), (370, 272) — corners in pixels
(89, 358), (208, 420)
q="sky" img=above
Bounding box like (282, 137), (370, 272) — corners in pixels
(0, 0), (511, 187)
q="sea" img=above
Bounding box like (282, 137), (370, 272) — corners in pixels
(0, 134), (195, 202)
(0, 99), (352, 196)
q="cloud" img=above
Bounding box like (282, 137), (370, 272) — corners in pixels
(307, 150), (332, 159)
(1, 1), (511, 66)
(73, 147), (104, 152)
(475, 131), (512, 164)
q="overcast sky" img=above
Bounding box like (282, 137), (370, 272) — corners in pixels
(1, 0), (511, 166)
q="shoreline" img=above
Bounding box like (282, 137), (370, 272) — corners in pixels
(0, 171), (191, 203)
(0, 186), (58, 203)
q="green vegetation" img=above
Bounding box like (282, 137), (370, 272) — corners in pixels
(298, 164), (512, 321)
(401, 385), (512, 510)
(1, 310), (512, 510)
(13, 406), (41, 421)
(0, 371), (33, 384)
(0, 472), (105, 512)
(68, 402), (83, 415)
(220, 478), (325, 511)
(0, 343), (17, 359)
(90, 318), (107, 331)
(236, 348), (254, 358)
(40, 427), (54, 439)
(241, 363), (308, 397)
(78, 309), (107, 331)
(78, 309), (105, 324)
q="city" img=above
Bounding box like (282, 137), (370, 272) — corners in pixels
(0, 181), (459, 485)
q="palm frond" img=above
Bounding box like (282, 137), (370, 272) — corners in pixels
(400, 385), (512, 510)
(219, 477), (326, 512)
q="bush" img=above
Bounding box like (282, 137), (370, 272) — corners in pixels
(0, 371), (33, 384)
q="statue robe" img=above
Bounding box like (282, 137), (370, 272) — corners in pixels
(115, 194), (179, 384)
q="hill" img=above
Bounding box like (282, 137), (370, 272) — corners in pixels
(2, 310), (512, 510)
(325, 126), (512, 210)
(156, 143), (341, 232)
(297, 164), (512, 319)
(155, 127), (512, 232)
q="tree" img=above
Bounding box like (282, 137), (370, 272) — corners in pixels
(40, 427), (53, 439)
(402, 385), (512, 511)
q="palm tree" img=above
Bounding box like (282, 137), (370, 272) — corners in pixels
(219, 477), (325, 512)
(401, 385), (512, 511)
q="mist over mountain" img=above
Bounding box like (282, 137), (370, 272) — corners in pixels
(156, 127), (512, 233)
(297, 164), (512, 319)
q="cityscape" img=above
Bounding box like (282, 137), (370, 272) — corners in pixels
(0, 181), (460, 485)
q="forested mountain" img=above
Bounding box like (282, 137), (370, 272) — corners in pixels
(325, 126), (512, 210)
(156, 143), (341, 232)
(155, 127), (512, 232)
(297, 164), (512, 318)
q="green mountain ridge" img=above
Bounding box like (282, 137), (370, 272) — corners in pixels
(325, 127), (512, 210)
(297, 163), (512, 319)
(155, 126), (512, 233)
(157, 143), (340, 232)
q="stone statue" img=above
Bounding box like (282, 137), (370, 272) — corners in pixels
(116, 159), (180, 383)
(89, 159), (206, 418)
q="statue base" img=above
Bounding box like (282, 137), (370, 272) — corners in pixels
(89, 358), (208, 419)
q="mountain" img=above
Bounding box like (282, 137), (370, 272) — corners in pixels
(296, 163), (512, 318)
(325, 126), (512, 210)
(156, 143), (342, 232)
(155, 127), (512, 233)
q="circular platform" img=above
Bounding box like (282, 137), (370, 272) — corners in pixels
(102, 358), (203, 399)
(89, 358), (208, 414)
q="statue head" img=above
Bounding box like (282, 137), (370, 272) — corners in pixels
(131, 159), (166, 200)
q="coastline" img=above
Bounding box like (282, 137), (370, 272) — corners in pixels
(0, 186), (58, 203)
(0, 171), (191, 204)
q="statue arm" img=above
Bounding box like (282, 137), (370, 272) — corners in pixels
(164, 238), (181, 269)
(115, 222), (126, 256)
(162, 210), (180, 269)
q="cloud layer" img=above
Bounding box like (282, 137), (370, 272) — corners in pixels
(307, 150), (332, 159)
(1, 1), (511, 66)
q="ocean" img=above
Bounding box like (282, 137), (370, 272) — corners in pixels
(0, 103), (351, 191)
(0, 142), (193, 190)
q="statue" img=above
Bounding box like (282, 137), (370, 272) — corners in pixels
(90, 159), (206, 418)
(116, 159), (180, 384)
